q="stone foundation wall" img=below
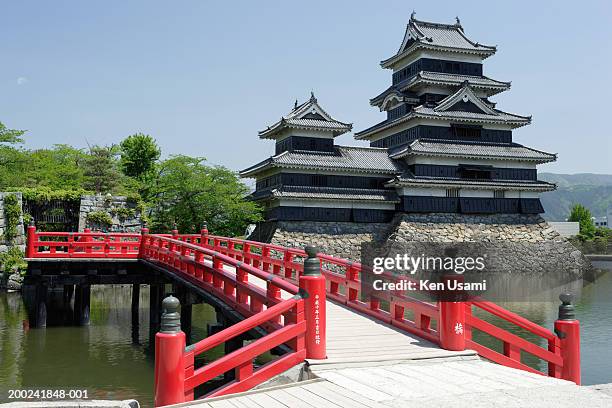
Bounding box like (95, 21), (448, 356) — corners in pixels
(250, 221), (392, 262)
(389, 213), (589, 277)
(78, 195), (142, 232)
(0, 192), (26, 253)
(249, 213), (590, 276)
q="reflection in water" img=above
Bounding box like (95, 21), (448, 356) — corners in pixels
(0, 285), (220, 407)
(1, 272), (611, 406)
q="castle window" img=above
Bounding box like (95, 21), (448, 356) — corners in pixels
(312, 175), (327, 187)
(453, 126), (482, 139)
(446, 188), (460, 198)
(494, 190), (506, 199)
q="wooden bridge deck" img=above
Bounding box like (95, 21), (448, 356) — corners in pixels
(174, 358), (612, 408)
(312, 301), (475, 366)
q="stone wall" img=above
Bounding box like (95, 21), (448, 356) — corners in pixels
(249, 213), (590, 276)
(78, 195), (142, 232)
(250, 220), (393, 262)
(388, 213), (589, 277)
(0, 192), (26, 253)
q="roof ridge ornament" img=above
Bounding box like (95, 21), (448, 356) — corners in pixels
(455, 16), (463, 31)
(294, 99), (298, 109)
(410, 10), (416, 21)
(310, 91), (317, 102)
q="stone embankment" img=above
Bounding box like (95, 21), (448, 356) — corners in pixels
(250, 213), (590, 276)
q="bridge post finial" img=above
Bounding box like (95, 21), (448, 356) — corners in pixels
(200, 222), (209, 246)
(299, 244), (326, 359)
(160, 295), (181, 333)
(554, 292), (581, 384)
(303, 245), (320, 276)
(26, 218), (37, 258)
(172, 222), (179, 238)
(154, 295), (186, 406)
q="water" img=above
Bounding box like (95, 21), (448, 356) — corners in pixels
(0, 285), (223, 407)
(1, 272), (612, 406)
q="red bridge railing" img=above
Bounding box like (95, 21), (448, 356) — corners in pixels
(185, 230), (580, 385)
(25, 224), (581, 406)
(26, 227), (140, 259)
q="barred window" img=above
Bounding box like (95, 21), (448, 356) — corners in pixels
(446, 188), (460, 198)
(494, 190), (506, 199)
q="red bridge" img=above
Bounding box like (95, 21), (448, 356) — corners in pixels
(24, 224), (581, 407)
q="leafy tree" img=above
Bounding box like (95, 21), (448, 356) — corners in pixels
(568, 203), (596, 239)
(0, 122), (28, 188)
(21, 145), (87, 189)
(149, 155), (261, 236)
(82, 145), (121, 194)
(119, 133), (160, 179)
(0, 122), (25, 145)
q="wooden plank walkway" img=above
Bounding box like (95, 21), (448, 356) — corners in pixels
(174, 358), (612, 408)
(311, 301), (475, 366)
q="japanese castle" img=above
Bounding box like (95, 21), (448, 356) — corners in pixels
(240, 15), (556, 223)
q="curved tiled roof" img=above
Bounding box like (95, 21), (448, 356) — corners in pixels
(381, 17), (496, 68)
(389, 139), (556, 163)
(388, 174), (556, 192)
(356, 105), (531, 140)
(259, 93), (352, 139)
(240, 146), (402, 177)
(262, 185), (399, 203)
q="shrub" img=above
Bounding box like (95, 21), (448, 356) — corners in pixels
(2, 194), (21, 243)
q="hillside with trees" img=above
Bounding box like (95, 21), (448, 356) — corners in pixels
(539, 173), (612, 221)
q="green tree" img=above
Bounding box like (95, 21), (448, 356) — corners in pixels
(568, 203), (596, 239)
(22, 145), (87, 189)
(0, 122), (25, 145)
(0, 122), (28, 188)
(150, 155), (261, 236)
(83, 145), (121, 194)
(119, 133), (161, 179)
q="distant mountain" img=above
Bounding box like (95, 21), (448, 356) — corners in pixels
(539, 173), (612, 221)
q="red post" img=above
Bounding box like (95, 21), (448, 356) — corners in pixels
(172, 223), (179, 239)
(438, 275), (465, 351)
(83, 227), (92, 254)
(555, 293), (581, 385)
(299, 246), (326, 360)
(26, 220), (36, 258)
(154, 296), (186, 407)
(139, 225), (150, 257)
(200, 223), (208, 247)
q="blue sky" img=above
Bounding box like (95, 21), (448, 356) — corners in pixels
(1, 0), (611, 175)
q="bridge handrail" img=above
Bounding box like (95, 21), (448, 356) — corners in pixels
(141, 233), (311, 404)
(468, 298), (557, 340)
(145, 235), (299, 295)
(198, 234), (440, 343)
(183, 296), (305, 397)
(191, 232), (577, 382)
(26, 228), (141, 259)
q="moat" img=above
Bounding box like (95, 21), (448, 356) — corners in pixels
(1, 271), (611, 406)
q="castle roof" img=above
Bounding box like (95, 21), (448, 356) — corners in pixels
(387, 174), (556, 192)
(357, 83), (531, 140)
(370, 72), (510, 109)
(252, 185), (400, 203)
(240, 145), (402, 177)
(381, 15), (496, 69)
(258, 93), (352, 139)
(388, 139), (556, 163)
